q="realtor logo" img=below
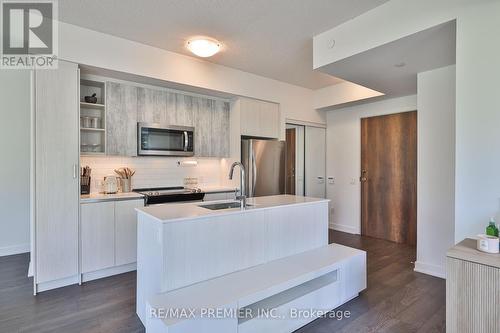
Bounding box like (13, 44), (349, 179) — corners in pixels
(1, 0), (58, 68)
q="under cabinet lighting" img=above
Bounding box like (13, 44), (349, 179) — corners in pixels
(178, 160), (198, 167)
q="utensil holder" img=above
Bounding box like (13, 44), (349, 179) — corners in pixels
(121, 178), (131, 193)
(81, 176), (91, 195)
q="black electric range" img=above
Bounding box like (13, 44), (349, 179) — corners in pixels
(133, 186), (205, 205)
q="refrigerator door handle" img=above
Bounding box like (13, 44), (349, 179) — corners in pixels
(252, 148), (257, 197)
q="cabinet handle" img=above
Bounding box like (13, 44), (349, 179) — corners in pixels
(73, 164), (78, 179)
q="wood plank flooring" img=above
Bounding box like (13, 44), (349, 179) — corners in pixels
(0, 231), (445, 333)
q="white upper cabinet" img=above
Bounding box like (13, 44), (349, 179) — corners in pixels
(240, 97), (280, 139)
(35, 60), (80, 285)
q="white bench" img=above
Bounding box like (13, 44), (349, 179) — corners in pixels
(145, 243), (366, 333)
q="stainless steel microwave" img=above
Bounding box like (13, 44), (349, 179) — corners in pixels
(137, 123), (194, 156)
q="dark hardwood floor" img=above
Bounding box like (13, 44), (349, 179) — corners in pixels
(0, 231), (445, 333)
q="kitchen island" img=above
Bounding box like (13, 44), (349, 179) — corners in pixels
(135, 195), (366, 332)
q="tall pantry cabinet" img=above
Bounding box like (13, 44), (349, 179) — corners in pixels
(33, 60), (80, 292)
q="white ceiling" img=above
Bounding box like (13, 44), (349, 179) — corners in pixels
(59, 0), (388, 90)
(317, 21), (457, 98)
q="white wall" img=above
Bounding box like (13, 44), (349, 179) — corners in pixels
(415, 65), (456, 278)
(454, 2), (500, 241)
(313, 81), (384, 110)
(314, 0), (500, 244)
(326, 95), (417, 234)
(0, 70), (31, 256)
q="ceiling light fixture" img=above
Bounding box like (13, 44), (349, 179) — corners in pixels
(186, 37), (221, 58)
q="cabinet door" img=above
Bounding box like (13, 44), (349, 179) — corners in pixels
(107, 82), (138, 156)
(305, 126), (326, 198)
(211, 100), (230, 157)
(240, 98), (280, 139)
(81, 202), (115, 273)
(240, 98), (261, 137)
(259, 101), (280, 139)
(174, 93), (195, 126)
(194, 97), (212, 157)
(35, 60), (80, 284)
(115, 199), (144, 266)
(137, 87), (167, 124)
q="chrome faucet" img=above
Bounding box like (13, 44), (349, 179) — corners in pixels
(229, 161), (247, 208)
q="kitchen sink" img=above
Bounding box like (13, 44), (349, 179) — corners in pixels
(198, 201), (253, 210)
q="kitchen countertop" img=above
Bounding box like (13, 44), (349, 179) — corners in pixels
(80, 192), (145, 203)
(136, 194), (329, 224)
(447, 238), (500, 269)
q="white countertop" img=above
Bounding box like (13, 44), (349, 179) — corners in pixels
(136, 194), (329, 223)
(81, 192), (144, 203)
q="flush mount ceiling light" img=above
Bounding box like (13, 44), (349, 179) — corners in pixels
(186, 37), (221, 58)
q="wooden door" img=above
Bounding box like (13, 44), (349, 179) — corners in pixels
(285, 128), (296, 194)
(35, 60), (80, 284)
(361, 111), (417, 245)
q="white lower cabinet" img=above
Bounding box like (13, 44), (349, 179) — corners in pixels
(115, 200), (144, 266)
(81, 202), (115, 273)
(80, 199), (144, 275)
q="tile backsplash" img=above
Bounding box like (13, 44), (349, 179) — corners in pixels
(81, 156), (225, 193)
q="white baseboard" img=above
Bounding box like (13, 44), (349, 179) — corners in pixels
(36, 275), (80, 293)
(28, 261), (34, 277)
(329, 222), (360, 235)
(82, 262), (136, 282)
(0, 243), (30, 257)
(414, 261), (445, 279)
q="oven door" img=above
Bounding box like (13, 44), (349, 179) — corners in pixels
(138, 123), (194, 156)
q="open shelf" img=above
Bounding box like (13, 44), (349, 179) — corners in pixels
(80, 76), (106, 155)
(80, 128), (105, 132)
(238, 270), (338, 325)
(80, 102), (105, 109)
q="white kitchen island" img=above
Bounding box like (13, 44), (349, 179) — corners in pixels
(136, 195), (366, 332)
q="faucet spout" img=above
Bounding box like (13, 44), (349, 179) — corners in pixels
(228, 162), (247, 208)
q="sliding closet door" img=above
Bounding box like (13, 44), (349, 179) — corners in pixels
(35, 61), (80, 285)
(305, 126), (326, 198)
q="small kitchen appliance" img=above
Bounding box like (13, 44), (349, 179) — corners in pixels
(104, 176), (119, 194)
(137, 123), (194, 157)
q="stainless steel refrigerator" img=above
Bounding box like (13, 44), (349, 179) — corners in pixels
(241, 139), (286, 197)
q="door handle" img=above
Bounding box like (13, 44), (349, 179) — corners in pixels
(360, 169), (367, 182)
(73, 164), (78, 179)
